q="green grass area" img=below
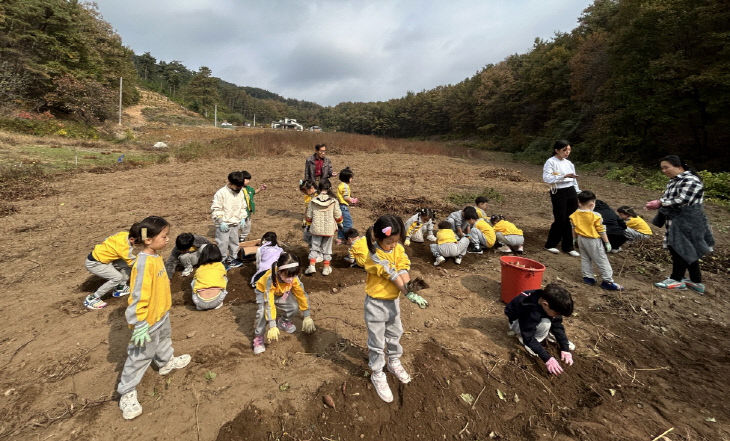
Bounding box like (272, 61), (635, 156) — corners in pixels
(447, 187), (503, 206)
(1, 144), (168, 171)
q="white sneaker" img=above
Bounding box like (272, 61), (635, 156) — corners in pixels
(610, 247), (621, 254)
(387, 359), (411, 384)
(316, 256), (323, 263)
(159, 354), (191, 375)
(181, 267), (194, 277)
(84, 295), (107, 310)
(434, 256), (446, 266)
(497, 245), (512, 253)
(568, 250), (580, 257)
(546, 248), (560, 254)
(454, 256), (463, 265)
(322, 265), (332, 276)
(371, 371), (393, 403)
(119, 390), (142, 420)
(304, 264), (316, 275)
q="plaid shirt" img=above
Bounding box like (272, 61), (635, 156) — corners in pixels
(661, 171), (704, 207)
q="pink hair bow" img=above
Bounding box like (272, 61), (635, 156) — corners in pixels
(382, 226), (392, 236)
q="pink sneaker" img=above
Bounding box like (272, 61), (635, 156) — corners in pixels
(387, 359), (411, 384)
(278, 318), (296, 334)
(370, 371), (393, 402)
(252, 335), (265, 355)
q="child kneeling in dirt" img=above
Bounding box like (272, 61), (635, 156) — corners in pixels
(191, 245), (228, 310)
(490, 215), (525, 254)
(117, 216), (191, 420)
(431, 220), (471, 266)
(252, 253), (316, 355)
(164, 232), (212, 278)
(504, 283), (575, 376)
(364, 215), (429, 403)
(344, 228), (368, 268)
(403, 208), (437, 246)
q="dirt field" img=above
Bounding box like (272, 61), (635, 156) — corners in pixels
(0, 129), (728, 441)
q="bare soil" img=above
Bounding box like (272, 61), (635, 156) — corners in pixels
(0, 129), (728, 441)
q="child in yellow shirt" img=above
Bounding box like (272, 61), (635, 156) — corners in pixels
(490, 214), (525, 254)
(191, 245), (228, 310)
(431, 220), (471, 265)
(465, 207), (496, 254)
(344, 228), (368, 267)
(616, 206), (652, 242)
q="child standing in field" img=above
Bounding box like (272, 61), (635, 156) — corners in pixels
(238, 170), (267, 242)
(250, 232), (284, 287)
(364, 215), (429, 403)
(432, 220), (471, 265)
(83, 223), (140, 310)
(299, 180), (317, 245)
(490, 215), (525, 254)
(474, 196), (490, 221)
(344, 228), (368, 267)
(252, 253), (316, 355)
(465, 207), (496, 253)
(570, 191), (624, 290)
(403, 208), (437, 246)
(617, 206), (653, 242)
(305, 181), (343, 276)
(336, 167), (358, 243)
(211, 171), (249, 271)
(117, 216), (191, 420)
(191, 245), (228, 310)
(505, 283), (575, 376)
(164, 232), (212, 278)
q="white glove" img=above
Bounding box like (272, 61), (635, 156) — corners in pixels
(404, 238), (411, 246)
(302, 316), (316, 334)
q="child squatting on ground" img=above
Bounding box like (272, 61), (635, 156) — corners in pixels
(344, 228), (368, 268)
(252, 253), (315, 355)
(505, 283), (575, 376)
(570, 191), (624, 291)
(305, 180), (344, 275)
(251, 231), (284, 287)
(616, 206), (653, 242)
(403, 208), (437, 246)
(83, 223), (139, 310)
(465, 206), (496, 253)
(432, 220), (471, 266)
(238, 170), (267, 242)
(191, 245), (228, 310)
(211, 171), (249, 271)
(164, 232), (212, 278)
(490, 214), (525, 254)
(336, 167), (358, 243)
(364, 215), (429, 403)
(117, 216), (191, 420)
(299, 180), (317, 245)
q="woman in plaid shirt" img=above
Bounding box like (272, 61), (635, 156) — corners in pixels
(646, 155), (713, 293)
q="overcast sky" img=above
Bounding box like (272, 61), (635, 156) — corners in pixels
(93, 0), (592, 106)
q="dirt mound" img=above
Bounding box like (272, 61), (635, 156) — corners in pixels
(479, 167), (529, 182)
(359, 196), (457, 221)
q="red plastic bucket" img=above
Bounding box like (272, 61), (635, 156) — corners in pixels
(500, 256), (546, 303)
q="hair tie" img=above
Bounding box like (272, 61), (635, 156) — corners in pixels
(382, 226), (392, 236)
(279, 262), (299, 270)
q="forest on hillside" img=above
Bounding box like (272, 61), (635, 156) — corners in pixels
(1, 0), (728, 169)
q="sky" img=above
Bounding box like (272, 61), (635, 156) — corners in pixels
(93, 0), (593, 106)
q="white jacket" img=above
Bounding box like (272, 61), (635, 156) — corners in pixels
(211, 186), (248, 224)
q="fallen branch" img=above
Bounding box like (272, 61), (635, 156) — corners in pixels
(471, 386), (486, 410)
(651, 427), (674, 441)
(634, 367), (669, 371)
(7, 336), (35, 365)
(458, 421), (469, 436)
(193, 387), (201, 441)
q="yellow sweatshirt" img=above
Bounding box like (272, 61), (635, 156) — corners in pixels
(193, 262), (227, 292)
(475, 207), (489, 221)
(91, 231), (135, 265)
(626, 217), (652, 235)
(348, 236), (368, 267)
(127, 252), (171, 329)
(473, 219), (497, 247)
(364, 243), (410, 300)
(493, 219), (523, 236)
(255, 269), (310, 321)
(336, 182), (351, 205)
(570, 209), (605, 239)
(436, 229), (457, 245)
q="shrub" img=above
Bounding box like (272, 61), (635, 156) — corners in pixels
(44, 75), (116, 123)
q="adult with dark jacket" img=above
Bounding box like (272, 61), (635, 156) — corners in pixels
(594, 200), (627, 251)
(304, 144), (333, 186)
(543, 140), (580, 257)
(646, 155), (714, 294)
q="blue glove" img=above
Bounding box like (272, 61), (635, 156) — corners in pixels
(131, 322), (151, 347)
(240, 219), (247, 228)
(218, 222), (229, 233)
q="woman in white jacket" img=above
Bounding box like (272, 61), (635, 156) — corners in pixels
(543, 140), (580, 257)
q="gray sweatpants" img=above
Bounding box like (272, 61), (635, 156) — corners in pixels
(510, 318), (550, 354)
(624, 228), (650, 241)
(238, 218), (253, 242)
(216, 223), (241, 260)
(117, 315), (174, 395)
(190, 280), (227, 310)
(496, 232), (525, 249)
(178, 252), (200, 271)
(364, 296), (403, 372)
(85, 258), (130, 298)
(253, 290), (299, 336)
(577, 236), (613, 282)
(430, 237), (470, 258)
(309, 235), (333, 262)
(469, 229), (493, 249)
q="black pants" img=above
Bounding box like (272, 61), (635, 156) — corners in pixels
(607, 233), (627, 250)
(669, 246), (701, 283)
(545, 187), (578, 252)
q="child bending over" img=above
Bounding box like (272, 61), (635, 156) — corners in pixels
(617, 206), (652, 242)
(465, 207), (496, 253)
(344, 228), (368, 267)
(570, 191), (623, 290)
(251, 232), (283, 287)
(505, 283), (575, 376)
(364, 215), (429, 402)
(403, 208), (437, 246)
(431, 220), (471, 266)
(164, 232), (212, 278)
(490, 215), (525, 254)
(445, 207), (471, 237)
(191, 245), (228, 310)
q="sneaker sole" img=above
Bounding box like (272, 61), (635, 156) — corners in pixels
(122, 408), (142, 420)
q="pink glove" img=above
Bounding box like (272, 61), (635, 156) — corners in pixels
(560, 351), (573, 366)
(645, 199), (661, 210)
(259, 184), (267, 191)
(351, 197), (359, 204)
(545, 357), (564, 375)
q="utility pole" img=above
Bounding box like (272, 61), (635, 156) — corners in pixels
(118, 77), (123, 125)
(214, 104), (217, 127)
(253, 113), (255, 127)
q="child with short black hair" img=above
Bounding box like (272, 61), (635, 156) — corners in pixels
(431, 220), (471, 265)
(490, 214), (525, 254)
(83, 222), (140, 310)
(504, 283), (575, 376)
(465, 207), (496, 253)
(344, 228), (367, 267)
(251, 232), (284, 287)
(299, 180), (317, 245)
(305, 180), (343, 275)
(403, 208), (437, 246)
(364, 215), (428, 402)
(336, 167), (358, 243)
(474, 196), (490, 220)
(570, 191), (623, 290)
(191, 245), (227, 310)
(211, 171), (248, 270)
(164, 233), (212, 278)
(238, 170), (267, 242)
(252, 253), (315, 355)
(117, 216), (190, 420)
(445, 206), (471, 237)
(617, 206), (652, 242)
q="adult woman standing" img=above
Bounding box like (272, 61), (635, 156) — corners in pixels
(543, 140), (580, 257)
(646, 155), (714, 293)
